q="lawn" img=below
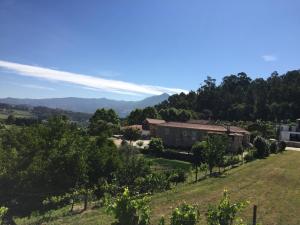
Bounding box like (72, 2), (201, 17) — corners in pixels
(143, 155), (192, 172)
(15, 151), (300, 225)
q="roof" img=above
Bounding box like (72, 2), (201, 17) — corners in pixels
(145, 118), (166, 125)
(187, 119), (210, 125)
(157, 122), (249, 134)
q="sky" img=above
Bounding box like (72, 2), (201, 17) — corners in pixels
(0, 0), (299, 100)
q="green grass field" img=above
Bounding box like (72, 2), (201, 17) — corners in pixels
(144, 155), (192, 172)
(15, 151), (300, 225)
(0, 109), (32, 120)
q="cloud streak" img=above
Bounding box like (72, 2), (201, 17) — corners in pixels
(262, 55), (277, 62)
(0, 60), (188, 96)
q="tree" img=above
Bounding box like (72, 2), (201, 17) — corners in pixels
(191, 141), (206, 182)
(200, 134), (228, 175)
(0, 116), (121, 215)
(88, 108), (120, 136)
(127, 107), (158, 125)
(155, 70), (300, 121)
(122, 127), (141, 144)
(6, 114), (15, 124)
(149, 138), (164, 155)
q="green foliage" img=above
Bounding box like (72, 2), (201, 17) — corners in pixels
(253, 136), (270, 158)
(0, 116), (121, 215)
(6, 114), (16, 124)
(106, 187), (151, 225)
(278, 141), (286, 152)
(117, 145), (152, 187)
(191, 141), (207, 181)
(243, 149), (256, 162)
(207, 189), (249, 225)
(199, 135), (229, 175)
(122, 127), (142, 142)
(269, 141), (278, 154)
(137, 141), (144, 147)
(134, 173), (171, 193)
(149, 138), (164, 155)
(156, 70), (300, 121)
(170, 203), (199, 225)
(88, 108), (120, 136)
(127, 107), (158, 125)
(0, 206), (8, 222)
(167, 169), (187, 184)
(159, 108), (196, 122)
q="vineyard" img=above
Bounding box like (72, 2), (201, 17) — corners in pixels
(16, 151), (300, 225)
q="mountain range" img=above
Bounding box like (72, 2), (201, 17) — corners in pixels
(0, 93), (169, 117)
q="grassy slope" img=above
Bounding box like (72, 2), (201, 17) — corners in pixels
(16, 151), (300, 225)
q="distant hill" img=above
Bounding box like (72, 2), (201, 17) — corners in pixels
(0, 103), (91, 125)
(0, 93), (169, 117)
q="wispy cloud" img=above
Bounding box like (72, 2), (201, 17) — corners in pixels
(262, 54), (277, 62)
(0, 60), (187, 96)
(21, 84), (56, 91)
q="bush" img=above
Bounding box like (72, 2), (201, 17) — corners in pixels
(243, 150), (255, 162)
(207, 189), (249, 225)
(278, 141), (286, 152)
(0, 206), (8, 223)
(269, 141), (278, 154)
(106, 188), (151, 225)
(134, 173), (171, 193)
(137, 141), (144, 147)
(253, 136), (270, 158)
(149, 138), (164, 155)
(167, 169), (187, 184)
(170, 203), (199, 225)
(223, 155), (241, 167)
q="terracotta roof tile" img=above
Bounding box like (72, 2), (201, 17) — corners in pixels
(157, 122), (249, 134)
(145, 118), (166, 124)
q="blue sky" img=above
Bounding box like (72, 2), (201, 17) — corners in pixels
(0, 0), (299, 100)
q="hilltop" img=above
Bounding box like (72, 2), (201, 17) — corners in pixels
(0, 93), (169, 117)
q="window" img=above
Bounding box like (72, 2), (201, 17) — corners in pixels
(182, 130), (187, 136)
(290, 133), (300, 142)
(192, 131), (197, 141)
(165, 128), (170, 135)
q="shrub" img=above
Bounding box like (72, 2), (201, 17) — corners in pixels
(170, 203), (199, 225)
(278, 141), (286, 152)
(269, 141), (278, 154)
(243, 150), (255, 162)
(0, 206), (8, 223)
(123, 127), (141, 143)
(168, 169), (187, 184)
(223, 155), (241, 168)
(137, 141), (144, 147)
(161, 150), (193, 162)
(149, 138), (164, 155)
(253, 136), (270, 158)
(134, 173), (171, 193)
(207, 189), (249, 225)
(106, 188), (151, 225)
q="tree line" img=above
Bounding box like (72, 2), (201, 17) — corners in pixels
(157, 70), (300, 121)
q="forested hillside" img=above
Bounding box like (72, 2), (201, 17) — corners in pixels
(157, 70), (300, 121)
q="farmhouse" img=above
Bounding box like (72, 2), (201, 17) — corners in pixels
(142, 118), (166, 136)
(278, 119), (300, 147)
(144, 118), (250, 151)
